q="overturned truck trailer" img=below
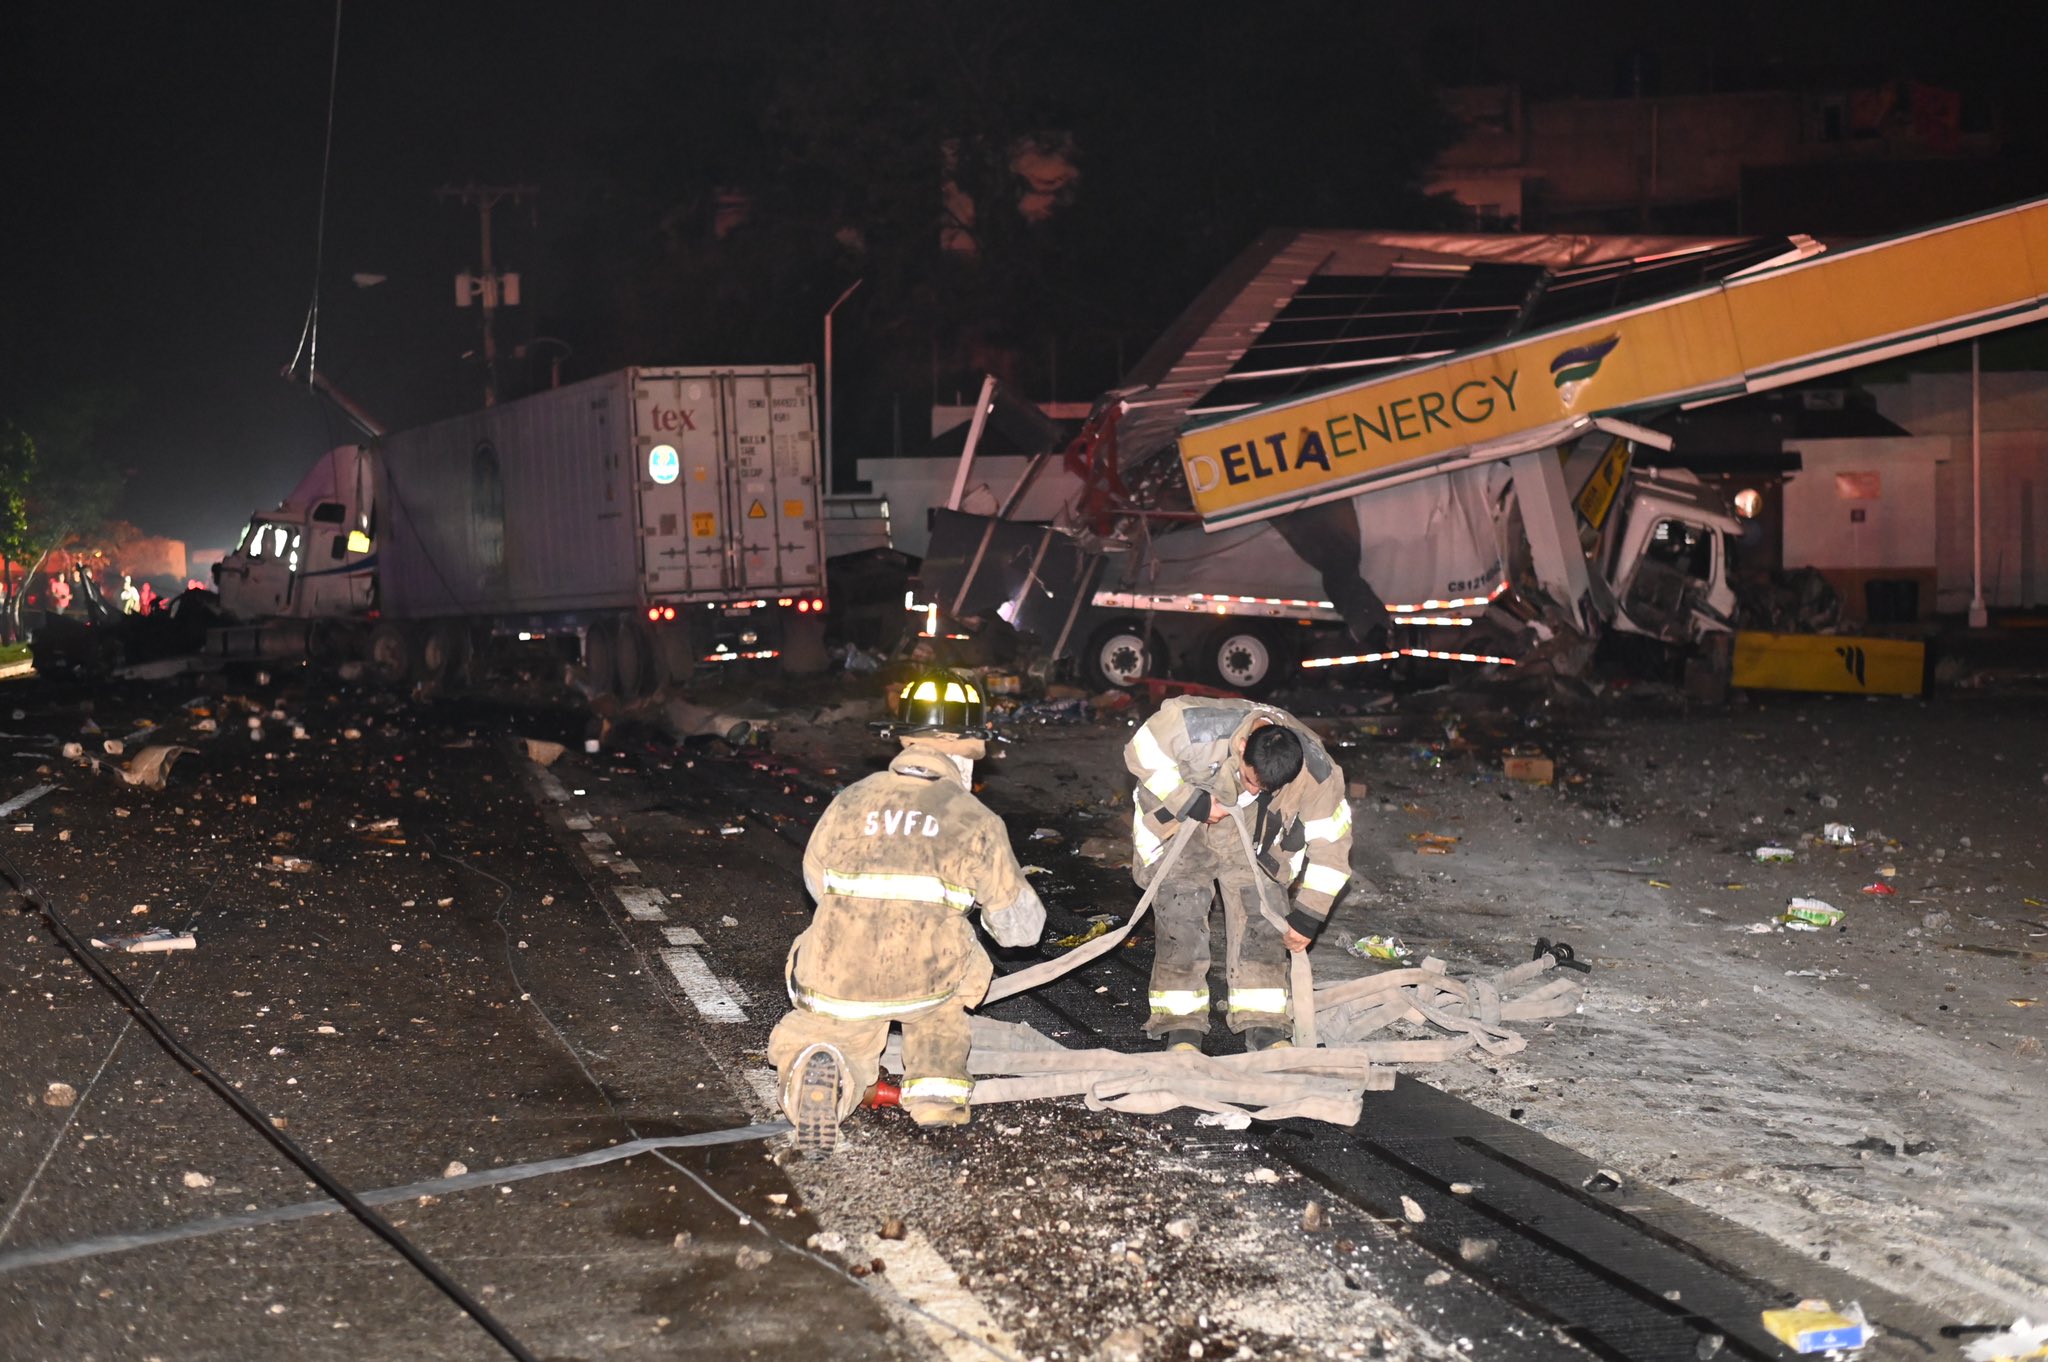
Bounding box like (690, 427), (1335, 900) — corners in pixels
(924, 195), (2048, 692)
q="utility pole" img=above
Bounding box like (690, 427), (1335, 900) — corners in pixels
(437, 182), (537, 406)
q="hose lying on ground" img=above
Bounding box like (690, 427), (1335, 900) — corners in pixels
(0, 849), (544, 1362)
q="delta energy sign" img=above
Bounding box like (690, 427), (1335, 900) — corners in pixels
(1178, 193), (2048, 529)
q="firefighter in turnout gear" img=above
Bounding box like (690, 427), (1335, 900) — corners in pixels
(1124, 697), (1353, 1052)
(769, 671), (1045, 1151)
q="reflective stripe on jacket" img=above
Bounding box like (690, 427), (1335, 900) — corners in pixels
(1123, 697), (1355, 927)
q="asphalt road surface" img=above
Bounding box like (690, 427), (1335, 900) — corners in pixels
(0, 670), (1959, 1362)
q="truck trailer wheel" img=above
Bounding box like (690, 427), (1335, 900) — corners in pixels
(653, 621), (697, 689)
(366, 621), (416, 687)
(419, 623), (469, 687)
(1204, 623), (1287, 697)
(582, 620), (620, 698)
(613, 620), (655, 700)
(1083, 620), (1163, 690)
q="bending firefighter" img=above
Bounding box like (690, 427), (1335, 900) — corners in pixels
(768, 671), (1045, 1152)
(1125, 697), (1353, 1052)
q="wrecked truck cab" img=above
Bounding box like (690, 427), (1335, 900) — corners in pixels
(1602, 470), (1741, 645)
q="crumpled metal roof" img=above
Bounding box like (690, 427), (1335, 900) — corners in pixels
(1112, 228), (1815, 476)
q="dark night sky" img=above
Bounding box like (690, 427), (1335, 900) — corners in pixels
(2, 2), (2042, 553)
(2, 1), (655, 552)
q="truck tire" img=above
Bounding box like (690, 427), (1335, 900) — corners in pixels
(1083, 620), (1163, 690)
(614, 620), (655, 701)
(419, 623), (469, 687)
(366, 621), (416, 687)
(1204, 623), (1288, 697)
(654, 622), (697, 689)
(582, 620), (620, 698)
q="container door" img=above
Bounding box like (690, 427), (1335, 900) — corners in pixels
(635, 374), (730, 595)
(723, 370), (821, 592)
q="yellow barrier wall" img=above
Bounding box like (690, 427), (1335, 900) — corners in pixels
(1730, 631), (1926, 696)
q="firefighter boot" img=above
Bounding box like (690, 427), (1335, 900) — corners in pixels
(1161, 1029), (1204, 1053)
(1244, 1027), (1293, 1052)
(788, 1042), (850, 1154)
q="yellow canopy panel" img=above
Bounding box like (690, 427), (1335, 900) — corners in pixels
(1180, 193), (2048, 529)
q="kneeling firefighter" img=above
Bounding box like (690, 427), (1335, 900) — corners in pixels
(767, 670), (1045, 1151)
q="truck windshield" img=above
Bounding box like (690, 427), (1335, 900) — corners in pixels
(1645, 520), (1712, 580)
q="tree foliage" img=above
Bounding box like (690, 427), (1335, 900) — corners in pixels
(16, 384), (132, 559)
(0, 422), (34, 567)
(556, 2), (1458, 454)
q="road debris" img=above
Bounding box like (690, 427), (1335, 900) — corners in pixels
(89, 930), (196, 953)
(1780, 897), (1843, 930)
(43, 1081), (76, 1107)
(521, 738), (566, 767)
(1755, 845), (1795, 862)
(1049, 919), (1113, 949)
(1346, 934), (1412, 962)
(1962, 1316), (2048, 1362)
(1760, 1300), (1870, 1353)
(117, 745), (196, 790)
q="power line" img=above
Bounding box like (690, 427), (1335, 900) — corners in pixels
(285, 0), (347, 384)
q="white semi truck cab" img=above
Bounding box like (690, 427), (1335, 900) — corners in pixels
(212, 444), (378, 651)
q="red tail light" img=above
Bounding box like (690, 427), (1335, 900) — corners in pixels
(646, 607), (661, 622)
(661, 606), (677, 621)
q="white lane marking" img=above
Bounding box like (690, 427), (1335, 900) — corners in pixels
(562, 814), (593, 831)
(581, 839), (641, 878)
(661, 925), (704, 946)
(745, 1066), (782, 1117)
(660, 948), (746, 1022)
(0, 784), (56, 818)
(535, 773), (569, 803)
(860, 1227), (1022, 1362)
(614, 887), (668, 921)
(581, 831), (614, 849)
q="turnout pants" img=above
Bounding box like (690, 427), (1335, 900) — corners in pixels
(768, 935), (993, 1126)
(1137, 822), (1288, 1036)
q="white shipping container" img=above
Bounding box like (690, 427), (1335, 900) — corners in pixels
(377, 367), (822, 621)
